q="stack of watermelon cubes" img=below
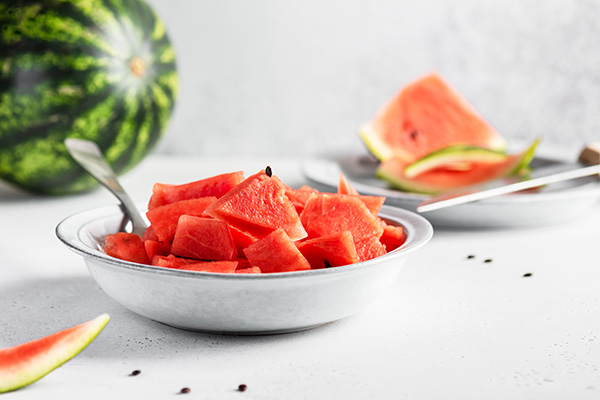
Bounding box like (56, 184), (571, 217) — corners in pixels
(102, 168), (407, 274)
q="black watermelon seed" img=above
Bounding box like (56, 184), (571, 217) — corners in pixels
(238, 384), (247, 392)
(265, 166), (272, 177)
(324, 260), (332, 268)
(467, 255), (475, 259)
(523, 273), (533, 277)
(130, 369), (141, 376)
(484, 259), (493, 263)
(180, 387), (191, 394)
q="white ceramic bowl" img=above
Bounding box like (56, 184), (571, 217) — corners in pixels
(56, 204), (433, 335)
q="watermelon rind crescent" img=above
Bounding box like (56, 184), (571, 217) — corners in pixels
(403, 145), (509, 179)
(0, 314), (110, 393)
(375, 139), (540, 195)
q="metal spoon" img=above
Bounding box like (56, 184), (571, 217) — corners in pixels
(64, 138), (148, 237)
(417, 163), (600, 213)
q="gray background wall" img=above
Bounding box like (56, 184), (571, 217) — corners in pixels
(146, 0), (600, 157)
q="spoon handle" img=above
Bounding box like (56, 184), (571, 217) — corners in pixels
(65, 138), (148, 237)
(417, 163), (600, 213)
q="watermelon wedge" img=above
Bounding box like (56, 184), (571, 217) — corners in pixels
(300, 194), (384, 242)
(296, 231), (359, 269)
(359, 72), (507, 162)
(379, 221), (407, 252)
(148, 171), (244, 210)
(376, 140), (539, 195)
(146, 197), (217, 243)
(205, 170), (307, 241)
(337, 173), (385, 216)
(243, 228), (311, 273)
(103, 233), (150, 265)
(0, 314), (109, 393)
(171, 215), (238, 261)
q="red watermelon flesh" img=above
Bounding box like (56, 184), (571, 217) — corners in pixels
(171, 215), (237, 261)
(296, 231), (359, 269)
(337, 173), (385, 216)
(300, 193), (384, 243)
(235, 266), (262, 274)
(338, 173), (360, 195)
(284, 184), (319, 214)
(375, 140), (537, 195)
(141, 226), (158, 242)
(0, 314), (109, 393)
(235, 258), (252, 270)
(103, 232), (149, 264)
(143, 240), (171, 261)
(148, 171), (244, 210)
(176, 261), (238, 273)
(359, 72), (507, 162)
(205, 171), (307, 241)
(152, 254), (198, 268)
(243, 228), (311, 273)
(146, 197), (217, 243)
(228, 226), (258, 255)
(355, 237), (387, 262)
(379, 221), (406, 252)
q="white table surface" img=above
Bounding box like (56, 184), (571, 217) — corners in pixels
(1, 155), (600, 400)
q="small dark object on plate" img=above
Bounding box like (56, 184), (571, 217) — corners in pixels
(484, 259), (493, 263)
(265, 166), (272, 177)
(467, 255), (475, 259)
(238, 384), (247, 392)
(523, 273), (533, 278)
(180, 387), (191, 394)
(130, 369), (141, 376)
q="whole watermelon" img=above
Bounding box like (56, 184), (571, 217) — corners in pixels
(0, 0), (178, 194)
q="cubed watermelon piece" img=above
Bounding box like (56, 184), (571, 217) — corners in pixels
(355, 237), (387, 262)
(337, 173), (385, 216)
(152, 254), (198, 268)
(143, 240), (171, 261)
(337, 173), (360, 195)
(235, 266), (262, 274)
(228, 226), (258, 255)
(171, 215), (237, 261)
(205, 170), (307, 241)
(146, 197), (217, 243)
(176, 261), (238, 273)
(141, 226), (158, 242)
(103, 232), (149, 264)
(235, 258), (252, 270)
(379, 221), (407, 252)
(284, 184), (319, 214)
(300, 193), (384, 243)
(296, 231), (358, 269)
(243, 228), (311, 273)
(148, 171), (245, 210)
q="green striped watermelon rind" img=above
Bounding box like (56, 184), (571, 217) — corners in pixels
(0, 0), (178, 194)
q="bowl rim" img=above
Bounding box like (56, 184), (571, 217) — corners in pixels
(55, 203), (433, 281)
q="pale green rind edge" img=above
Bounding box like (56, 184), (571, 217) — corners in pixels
(404, 145), (508, 178)
(359, 124), (509, 164)
(375, 167), (442, 195)
(358, 125), (394, 161)
(0, 314), (110, 394)
(509, 137), (541, 176)
(375, 138), (541, 195)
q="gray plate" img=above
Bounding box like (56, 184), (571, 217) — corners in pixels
(301, 153), (600, 229)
